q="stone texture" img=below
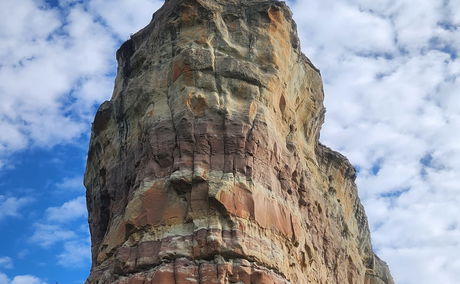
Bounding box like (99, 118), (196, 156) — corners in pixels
(84, 0), (394, 283)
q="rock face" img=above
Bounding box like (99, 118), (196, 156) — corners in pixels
(84, 0), (394, 283)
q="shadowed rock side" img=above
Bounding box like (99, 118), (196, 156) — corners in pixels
(84, 0), (394, 283)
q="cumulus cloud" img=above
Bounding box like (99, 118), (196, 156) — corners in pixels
(0, 273), (47, 284)
(291, 0), (460, 283)
(57, 240), (91, 268)
(0, 196), (32, 220)
(55, 176), (84, 193)
(10, 275), (47, 284)
(45, 196), (86, 223)
(30, 224), (78, 247)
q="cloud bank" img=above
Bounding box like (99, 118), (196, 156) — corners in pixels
(291, 0), (460, 283)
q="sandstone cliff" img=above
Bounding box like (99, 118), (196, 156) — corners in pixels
(84, 0), (394, 283)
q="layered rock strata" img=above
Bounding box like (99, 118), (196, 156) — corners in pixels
(84, 0), (394, 283)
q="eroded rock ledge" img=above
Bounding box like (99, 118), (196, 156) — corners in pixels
(84, 0), (394, 283)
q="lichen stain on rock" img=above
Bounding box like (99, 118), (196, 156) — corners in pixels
(186, 92), (208, 116)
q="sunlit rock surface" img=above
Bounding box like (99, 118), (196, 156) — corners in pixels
(84, 0), (394, 283)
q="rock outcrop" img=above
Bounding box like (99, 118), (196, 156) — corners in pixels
(84, 0), (394, 283)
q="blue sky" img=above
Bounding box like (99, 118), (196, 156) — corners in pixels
(0, 0), (459, 283)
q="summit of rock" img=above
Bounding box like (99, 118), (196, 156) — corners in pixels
(84, 0), (394, 283)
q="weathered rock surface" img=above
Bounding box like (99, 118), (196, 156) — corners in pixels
(84, 0), (394, 283)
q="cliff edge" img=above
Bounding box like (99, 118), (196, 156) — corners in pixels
(84, 0), (394, 283)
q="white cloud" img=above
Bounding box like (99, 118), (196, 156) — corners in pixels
(449, 0), (460, 25)
(57, 240), (91, 268)
(55, 176), (84, 193)
(0, 196), (32, 220)
(0, 257), (13, 269)
(45, 196), (86, 223)
(379, 246), (460, 284)
(0, 273), (47, 284)
(88, 0), (163, 37)
(30, 224), (77, 247)
(10, 275), (47, 284)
